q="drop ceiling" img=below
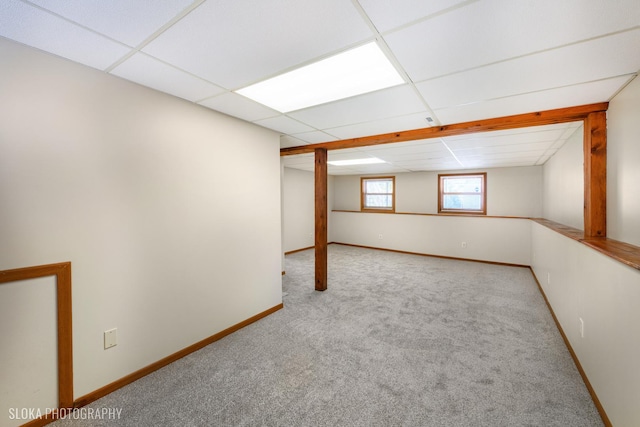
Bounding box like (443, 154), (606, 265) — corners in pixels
(2, 0), (638, 174)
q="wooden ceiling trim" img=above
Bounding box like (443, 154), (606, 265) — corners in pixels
(280, 102), (609, 156)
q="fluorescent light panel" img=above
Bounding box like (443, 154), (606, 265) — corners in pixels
(328, 158), (386, 166)
(236, 42), (404, 112)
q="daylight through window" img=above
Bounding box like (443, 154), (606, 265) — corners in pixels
(361, 176), (395, 212)
(438, 173), (486, 215)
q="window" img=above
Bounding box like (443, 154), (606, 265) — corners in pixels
(438, 173), (486, 215)
(361, 176), (395, 212)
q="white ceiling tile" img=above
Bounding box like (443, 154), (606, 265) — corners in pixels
(336, 148), (370, 155)
(290, 131), (337, 144)
(110, 53), (224, 102)
(142, 0), (373, 89)
(379, 138), (444, 148)
(385, 0), (640, 82)
(326, 112), (433, 140)
(364, 145), (451, 160)
(358, 0), (472, 33)
(393, 158), (459, 166)
(463, 158), (541, 168)
(365, 139), (445, 151)
(456, 150), (549, 161)
(441, 123), (579, 143)
(2, 0), (633, 176)
(376, 151), (454, 163)
(328, 167), (362, 175)
(444, 129), (565, 149)
(254, 115), (316, 134)
(199, 92), (280, 122)
(452, 142), (554, 155)
(27, 0), (194, 46)
(417, 28), (640, 109)
(350, 164), (411, 174)
(288, 85), (426, 130)
(401, 160), (462, 171)
(434, 75), (633, 124)
(557, 124), (583, 142)
(328, 151), (378, 161)
(280, 135), (307, 149)
(0, 0), (130, 70)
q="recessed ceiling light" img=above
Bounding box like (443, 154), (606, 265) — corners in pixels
(328, 158), (386, 166)
(236, 42), (404, 113)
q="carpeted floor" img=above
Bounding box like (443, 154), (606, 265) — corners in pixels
(51, 244), (603, 426)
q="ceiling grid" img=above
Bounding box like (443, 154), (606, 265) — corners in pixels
(1, 0), (638, 174)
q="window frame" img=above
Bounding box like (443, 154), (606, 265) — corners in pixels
(360, 176), (396, 213)
(438, 172), (487, 215)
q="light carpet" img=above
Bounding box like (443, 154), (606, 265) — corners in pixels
(51, 244), (602, 426)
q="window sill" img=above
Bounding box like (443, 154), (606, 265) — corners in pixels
(360, 209), (395, 214)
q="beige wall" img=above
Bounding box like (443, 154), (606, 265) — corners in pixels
(532, 75), (640, 426)
(531, 223), (640, 427)
(0, 277), (58, 427)
(333, 166), (543, 217)
(608, 76), (640, 247)
(542, 125), (584, 229)
(0, 38), (282, 402)
(282, 167), (315, 252)
(332, 211), (531, 265)
(329, 165), (541, 265)
(282, 166), (334, 253)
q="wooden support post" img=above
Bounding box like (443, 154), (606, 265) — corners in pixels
(583, 111), (607, 238)
(314, 148), (328, 291)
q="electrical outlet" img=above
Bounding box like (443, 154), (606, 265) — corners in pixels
(104, 328), (117, 349)
(461, 242), (467, 248)
(579, 318), (584, 338)
(378, 234), (383, 240)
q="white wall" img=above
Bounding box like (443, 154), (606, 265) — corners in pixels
(608, 76), (640, 247)
(282, 167), (315, 252)
(333, 212), (531, 265)
(531, 223), (640, 427)
(542, 126), (584, 229)
(330, 166), (540, 265)
(533, 75), (640, 426)
(0, 39), (282, 400)
(333, 166), (543, 217)
(282, 167), (334, 253)
(0, 277), (57, 427)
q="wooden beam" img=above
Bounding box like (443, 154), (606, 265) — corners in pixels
(584, 111), (607, 238)
(281, 102), (609, 156)
(314, 148), (328, 291)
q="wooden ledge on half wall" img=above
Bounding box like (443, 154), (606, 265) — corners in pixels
(532, 218), (640, 271)
(331, 209), (531, 220)
(331, 211), (640, 271)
